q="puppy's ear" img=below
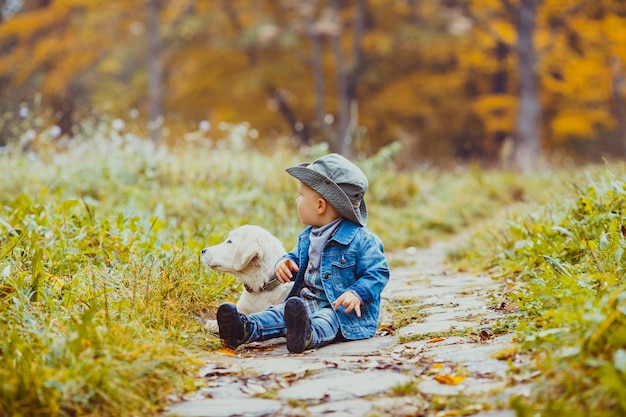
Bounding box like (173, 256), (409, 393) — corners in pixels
(232, 238), (261, 271)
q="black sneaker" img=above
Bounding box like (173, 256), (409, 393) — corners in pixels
(216, 303), (251, 348)
(284, 297), (312, 354)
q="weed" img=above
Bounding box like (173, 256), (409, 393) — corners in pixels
(465, 164), (626, 416)
(389, 380), (419, 396)
(385, 298), (433, 330)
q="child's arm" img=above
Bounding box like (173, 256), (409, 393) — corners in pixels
(337, 231), (389, 313)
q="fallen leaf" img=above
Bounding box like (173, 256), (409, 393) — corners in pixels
(493, 301), (519, 313)
(479, 329), (492, 340)
(428, 337), (446, 343)
(434, 374), (466, 385)
(251, 346), (275, 352)
(378, 324), (395, 332)
(216, 347), (236, 356)
(198, 363), (233, 377)
(492, 347), (517, 360)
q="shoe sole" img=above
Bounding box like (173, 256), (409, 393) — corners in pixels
(285, 298), (310, 354)
(217, 303), (241, 348)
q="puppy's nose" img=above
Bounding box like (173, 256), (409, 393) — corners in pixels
(201, 248), (207, 255)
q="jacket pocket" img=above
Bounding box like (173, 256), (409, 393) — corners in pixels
(328, 252), (357, 289)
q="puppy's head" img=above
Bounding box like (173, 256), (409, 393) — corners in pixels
(201, 226), (262, 274)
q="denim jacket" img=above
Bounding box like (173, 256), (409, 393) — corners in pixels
(283, 220), (390, 340)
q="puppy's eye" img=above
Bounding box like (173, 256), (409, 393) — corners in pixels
(226, 239), (232, 244)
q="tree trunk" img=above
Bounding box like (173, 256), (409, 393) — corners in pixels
(511, 0), (542, 171)
(306, 8), (328, 144)
(492, 40), (510, 165)
(147, 0), (163, 144)
(53, 89), (75, 137)
(269, 86), (310, 145)
(610, 57), (626, 156)
(329, 0), (366, 158)
(329, 0), (350, 156)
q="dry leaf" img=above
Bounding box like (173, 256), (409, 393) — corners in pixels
(216, 347), (236, 356)
(479, 329), (492, 340)
(198, 363), (233, 377)
(428, 337), (446, 343)
(434, 374), (466, 385)
(492, 347), (517, 360)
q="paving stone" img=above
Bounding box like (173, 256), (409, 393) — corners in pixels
(421, 309), (476, 323)
(229, 356), (328, 375)
(370, 396), (429, 416)
(278, 369), (413, 401)
(312, 335), (398, 357)
(186, 379), (247, 400)
(418, 376), (505, 397)
(306, 399), (373, 417)
(428, 341), (512, 363)
(461, 377), (508, 395)
(399, 319), (473, 337)
(164, 398), (282, 417)
(464, 359), (510, 377)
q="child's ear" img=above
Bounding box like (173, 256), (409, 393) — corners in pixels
(317, 197), (327, 214)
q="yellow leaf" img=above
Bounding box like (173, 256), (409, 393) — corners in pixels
(492, 347), (517, 360)
(216, 348), (236, 356)
(428, 337), (446, 343)
(435, 374), (466, 385)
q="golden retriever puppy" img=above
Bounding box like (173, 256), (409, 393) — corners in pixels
(202, 225), (294, 315)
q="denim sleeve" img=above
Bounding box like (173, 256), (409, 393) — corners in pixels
(276, 245), (300, 270)
(349, 232), (389, 305)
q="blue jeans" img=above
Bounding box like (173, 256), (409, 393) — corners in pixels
(246, 300), (340, 349)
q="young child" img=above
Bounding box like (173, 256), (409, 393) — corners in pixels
(216, 153), (390, 353)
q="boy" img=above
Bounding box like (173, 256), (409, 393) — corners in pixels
(217, 153), (390, 353)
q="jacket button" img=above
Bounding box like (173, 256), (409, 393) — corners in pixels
(323, 274), (329, 279)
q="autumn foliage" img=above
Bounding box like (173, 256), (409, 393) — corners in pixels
(1, 0), (625, 165)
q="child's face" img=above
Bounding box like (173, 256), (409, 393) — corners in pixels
(296, 181), (323, 226)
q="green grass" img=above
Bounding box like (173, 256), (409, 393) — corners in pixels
(384, 298), (433, 331)
(0, 122), (592, 416)
(457, 164), (626, 416)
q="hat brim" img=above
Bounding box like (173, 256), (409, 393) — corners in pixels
(287, 164), (367, 226)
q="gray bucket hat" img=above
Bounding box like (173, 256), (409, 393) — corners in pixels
(286, 153), (368, 226)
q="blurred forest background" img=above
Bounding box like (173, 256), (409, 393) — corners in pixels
(1, 0), (626, 169)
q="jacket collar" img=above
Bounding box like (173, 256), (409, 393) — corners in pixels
(300, 219), (361, 246)
(328, 220), (360, 245)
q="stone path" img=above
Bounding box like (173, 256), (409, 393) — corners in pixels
(165, 238), (533, 417)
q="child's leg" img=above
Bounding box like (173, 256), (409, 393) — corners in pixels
(247, 303), (288, 341)
(308, 307), (341, 349)
(284, 297), (340, 353)
(217, 302), (287, 349)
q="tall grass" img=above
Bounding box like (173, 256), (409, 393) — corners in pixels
(0, 122), (558, 415)
(459, 164), (626, 416)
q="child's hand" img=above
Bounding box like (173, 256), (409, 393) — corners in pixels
(275, 259), (299, 283)
(333, 291), (362, 317)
